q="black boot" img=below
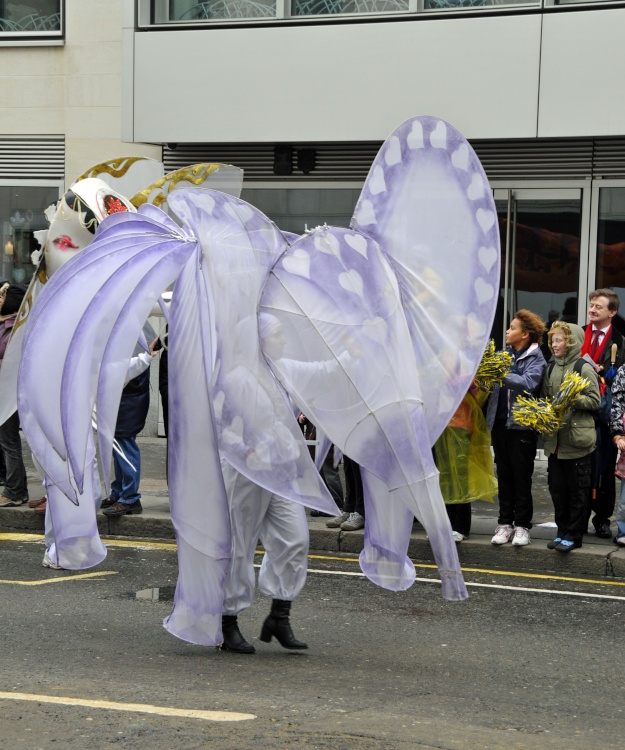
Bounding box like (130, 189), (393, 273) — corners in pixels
(221, 615), (256, 654)
(259, 599), (308, 650)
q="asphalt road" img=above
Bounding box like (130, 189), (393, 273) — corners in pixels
(1, 534), (625, 750)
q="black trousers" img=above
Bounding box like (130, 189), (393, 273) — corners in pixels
(548, 453), (592, 545)
(343, 456), (364, 516)
(589, 425), (616, 528)
(491, 423), (537, 530)
(446, 503), (472, 537)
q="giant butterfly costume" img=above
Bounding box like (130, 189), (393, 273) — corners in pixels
(17, 117), (500, 646)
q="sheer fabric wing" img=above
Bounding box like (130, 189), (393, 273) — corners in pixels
(352, 116), (500, 445)
(259, 227), (466, 599)
(167, 189), (337, 515)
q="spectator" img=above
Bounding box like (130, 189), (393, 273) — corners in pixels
(298, 414), (344, 517)
(326, 455), (364, 531)
(541, 322), (601, 552)
(435, 385), (497, 541)
(487, 309), (547, 546)
(0, 284), (29, 507)
(582, 288), (625, 538)
(100, 340), (160, 517)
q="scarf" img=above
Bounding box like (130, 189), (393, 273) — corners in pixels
(581, 324), (610, 363)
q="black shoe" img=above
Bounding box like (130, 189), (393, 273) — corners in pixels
(310, 510), (331, 517)
(595, 523), (613, 539)
(260, 599), (308, 650)
(102, 500), (143, 517)
(547, 537), (562, 550)
(100, 496), (118, 509)
(221, 615), (255, 654)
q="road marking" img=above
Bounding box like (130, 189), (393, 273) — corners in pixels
(306, 552), (625, 589)
(305, 567), (625, 601)
(0, 691), (255, 722)
(0, 533), (177, 551)
(0, 571), (117, 586)
(4, 532), (625, 591)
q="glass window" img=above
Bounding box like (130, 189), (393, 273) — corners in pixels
(0, 0), (61, 35)
(596, 187), (625, 320)
(292, 0), (409, 15)
(425, 0), (536, 8)
(240, 187), (361, 234)
(168, 0), (275, 20)
(0, 184), (59, 285)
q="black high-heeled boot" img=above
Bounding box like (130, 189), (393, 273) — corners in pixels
(221, 614), (256, 654)
(259, 599), (308, 650)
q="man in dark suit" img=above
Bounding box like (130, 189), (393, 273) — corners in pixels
(583, 288), (625, 538)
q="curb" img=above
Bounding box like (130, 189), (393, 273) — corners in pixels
(5, 507), (625, 581)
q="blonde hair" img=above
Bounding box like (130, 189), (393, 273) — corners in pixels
(547, 320), (573, 354)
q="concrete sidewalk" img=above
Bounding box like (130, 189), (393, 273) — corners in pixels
(3, 436), (625, 580)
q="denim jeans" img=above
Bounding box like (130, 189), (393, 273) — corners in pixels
(0, 411), (28, 501)
(111, 435), (141, 505)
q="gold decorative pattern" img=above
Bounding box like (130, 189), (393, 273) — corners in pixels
(131, 164), (224, 207)
(76, 157), (151, 183)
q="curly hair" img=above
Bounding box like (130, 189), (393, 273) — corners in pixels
(547, 320), (573, 354)
(513, 309), (546, 345)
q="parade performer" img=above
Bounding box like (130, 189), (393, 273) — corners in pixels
(18, 116), (500, 648)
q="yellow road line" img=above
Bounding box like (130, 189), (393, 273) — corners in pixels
(307, 552), (625, 588)
(0, 691), (255, 722)
(3, 533), (624, 589)
(0, 571), (117, 586)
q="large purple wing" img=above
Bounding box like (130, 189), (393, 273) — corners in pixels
(352, 116), (500, 445)
(259, 226), (466, 599)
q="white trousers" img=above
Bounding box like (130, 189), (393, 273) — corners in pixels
(222, 462), (309, 615)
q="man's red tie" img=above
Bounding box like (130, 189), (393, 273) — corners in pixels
(591, 329), (602, 358)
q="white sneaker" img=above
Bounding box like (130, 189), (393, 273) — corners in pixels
(340, 512), (365, 531)
(326, 511), (350, 529)
(511, 527), (531, 546)
(491, 524), (514, 545)
(42, 550), (63, 570)
(452, 531), (467, 543)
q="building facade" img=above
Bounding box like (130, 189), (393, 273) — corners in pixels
(124, 0), (625, 342)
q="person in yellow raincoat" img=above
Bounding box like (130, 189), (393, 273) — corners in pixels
(434, 384), (498, 541)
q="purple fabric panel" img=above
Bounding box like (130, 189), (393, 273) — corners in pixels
(359, 468), (416, 591)
(19, 233), (160, 462)
(89, 239), (196, 493)
(163, 251), (230, 645)
(168, 189), (337, 515)
(45, 445), (106, 570)
(352, 115), (500, 446)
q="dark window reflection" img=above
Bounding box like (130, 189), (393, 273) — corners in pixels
(494, 197), (581, 347)
(596, 187), (625, 336)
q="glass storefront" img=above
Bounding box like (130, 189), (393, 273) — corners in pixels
(0, 184), (60, 286)
(494, 190), (582, 347)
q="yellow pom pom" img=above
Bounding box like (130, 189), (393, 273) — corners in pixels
(474, 340), (513, 393)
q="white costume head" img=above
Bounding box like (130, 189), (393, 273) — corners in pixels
(41, 178), (135, 277)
